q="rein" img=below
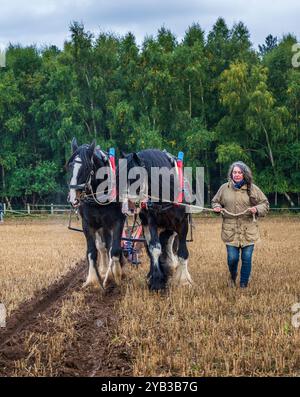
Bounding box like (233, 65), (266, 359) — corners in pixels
(140, 193), (257, 221)
(70, 149), (256, 220)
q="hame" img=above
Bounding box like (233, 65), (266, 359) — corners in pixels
(0, 47), (6, 68)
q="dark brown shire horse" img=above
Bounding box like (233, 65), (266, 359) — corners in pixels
(67, 138), (125, 289)
(119, 149), (193, 291)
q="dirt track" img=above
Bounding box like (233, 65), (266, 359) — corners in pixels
(0, 260), (132, 377)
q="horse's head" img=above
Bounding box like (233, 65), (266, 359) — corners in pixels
(66, 138), (96, 207)
(120, 151), (144, 170)
(118, 151), (148, 203)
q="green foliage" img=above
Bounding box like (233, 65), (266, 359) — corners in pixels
(258, 34), (278, 57)
(216, 143), (251, 166)
(131, 126), (163, 151)
(7, 162), (58, 200)
(0, 19), (298, 205)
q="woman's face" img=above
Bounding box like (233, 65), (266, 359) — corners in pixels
(232, 166), (244, 182)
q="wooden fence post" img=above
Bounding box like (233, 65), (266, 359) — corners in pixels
(27, 204), (30, 214)
(51, 203), (54, 215)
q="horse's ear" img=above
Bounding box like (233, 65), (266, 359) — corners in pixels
(88, 140), (96, 156)
(71, 137), (78, 153)
(133, 152), (142, 166)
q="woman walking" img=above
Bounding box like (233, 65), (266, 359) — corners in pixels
(211, 161), (269, 288)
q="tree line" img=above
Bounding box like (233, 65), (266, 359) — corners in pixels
(0, 18), (299, 208)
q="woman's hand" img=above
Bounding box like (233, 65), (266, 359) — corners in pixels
(249, 207), (257, 214)
(213, 206), (222, 213)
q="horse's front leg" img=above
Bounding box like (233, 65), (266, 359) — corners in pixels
(95, 228), (110, 281)
(103, 216), (125, 288)
(146, 215), (166, 291)
(160, 230), (178, 273)
(82, 229), (103, 289)
(173, 216), (193, 286)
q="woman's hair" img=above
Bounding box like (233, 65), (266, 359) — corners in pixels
(227, 161), (257, 205)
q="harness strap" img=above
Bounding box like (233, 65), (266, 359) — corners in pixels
(69, 183), (86, 189)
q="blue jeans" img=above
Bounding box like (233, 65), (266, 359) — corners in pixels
(226, 244), (254, 287)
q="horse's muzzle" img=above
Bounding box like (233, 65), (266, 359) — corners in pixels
(67, 191), (81, 208)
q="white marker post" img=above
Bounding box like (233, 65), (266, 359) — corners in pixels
(0, 303), (6, 328)
(0, 43), (6, 68)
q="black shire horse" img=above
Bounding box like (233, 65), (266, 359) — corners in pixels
(67, 138), (125, 289)
(120, 149), (193, 291)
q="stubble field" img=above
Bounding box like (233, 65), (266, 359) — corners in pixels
(0, 216), (300, 376)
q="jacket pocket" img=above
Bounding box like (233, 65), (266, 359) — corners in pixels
(244, 223), (259, 241)
(221, 224), (235, 242)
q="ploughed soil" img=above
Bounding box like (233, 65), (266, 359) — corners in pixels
(0, 260), (132, 377)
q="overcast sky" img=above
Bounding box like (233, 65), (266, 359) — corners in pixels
(0, 0), (299, 50)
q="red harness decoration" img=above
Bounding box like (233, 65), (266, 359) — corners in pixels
(176, 151), (184, 204)
(109, 148), (117, 201)
(141, 201), (147, 209)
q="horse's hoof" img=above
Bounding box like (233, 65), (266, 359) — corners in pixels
(82, 279), (98, 289)
(82, 281), (90, 289)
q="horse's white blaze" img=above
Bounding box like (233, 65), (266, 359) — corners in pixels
(174, 257), (193, 286)
(150, 243), (162, 267)
(83, 253), (98, 288)
(69, 156), (82, 205)
(144, 227), (163, 268)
